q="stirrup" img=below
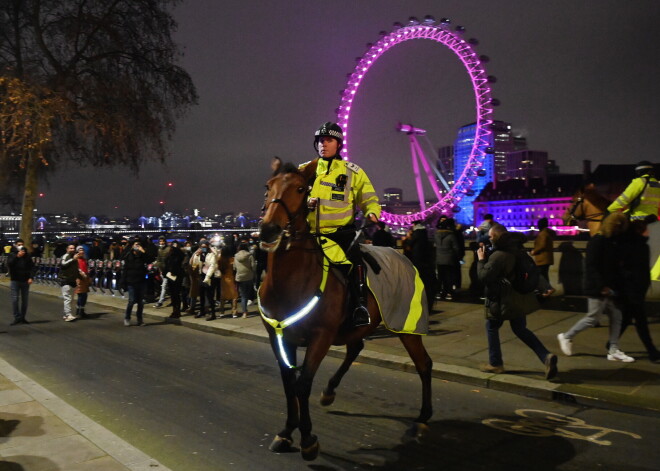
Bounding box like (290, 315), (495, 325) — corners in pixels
(353, 305), (370, 327)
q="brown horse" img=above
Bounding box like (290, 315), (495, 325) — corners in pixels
(258, 160), (433, 461)
(563, 184), (611, 236)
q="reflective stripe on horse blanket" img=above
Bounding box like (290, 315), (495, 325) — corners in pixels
(648, 223), (660, 281)
(361, 244), (429, 335)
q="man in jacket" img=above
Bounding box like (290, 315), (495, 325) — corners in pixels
(154, 236), (171, 308)
(121, 239), (150, 326)
(301, 122), (381, 326)
(7, 244), (34, 325)
(477, 224), (558, 379)
(530, 217), (556, 291)
(435, 218), (460, 301)
(557, 213), (635, 362)
(410, 221), (436, 309)
(59, 244), (80, 322)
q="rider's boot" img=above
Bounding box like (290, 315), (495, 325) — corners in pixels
(351, 264), (370, 327)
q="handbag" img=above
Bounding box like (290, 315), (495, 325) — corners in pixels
(486, 278), (539, 320)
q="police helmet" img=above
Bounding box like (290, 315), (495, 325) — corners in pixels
(635, 160), (655, 177)
(313, 122), (343, 151)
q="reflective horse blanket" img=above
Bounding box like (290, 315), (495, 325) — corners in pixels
(361, 244), (429, 335)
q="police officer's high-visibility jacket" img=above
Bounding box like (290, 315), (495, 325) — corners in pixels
(607, 174), (660, 220)
(300, 157), (381, 264)
(302, 157), (381, 233)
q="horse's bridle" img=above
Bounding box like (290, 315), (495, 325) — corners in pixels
(261, 186), (309, 244)
(568, 195), (606, 223)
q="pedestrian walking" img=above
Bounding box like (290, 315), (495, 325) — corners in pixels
(164, 241), (185, 319)
(154, 236), (171, 308)
(530, 217), (556, 292)
(435, 218), (460, 301)
(234, 242), (255, 318)
(7, 242), (34, 325)
(120, 239), (149, 326)
(59, 244), (80, 322)
(477, 224), (558, 380)
(620, 219), (660, 362)
(409, 221), (437, 309)
(557, 213), (635, 362)
(75, 246), (91, 318)
(191, 240), (218, 320)
(218, 246), (238, 317)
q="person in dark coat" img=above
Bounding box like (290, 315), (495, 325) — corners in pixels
(453, 221), (466, 291)
(434, 218), (460, 300)
(620, 219), (660, 362)
(7, 243), (34, 325)
(121, 239), (149, 326)
(164, 241), (185, 319)
(409, 221), (436, 310)
(477, 224), (558, 379)
(557, 213), (634, 362)
(88, 239), (104, 260)
(372, 221), (396, 248)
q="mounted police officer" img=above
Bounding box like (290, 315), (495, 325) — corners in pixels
(607, 161), (660, 220)
(300, 122), (381, 326)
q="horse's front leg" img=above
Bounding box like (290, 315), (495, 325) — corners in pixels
(268, 335), (299, 453)
(320, 339), (364, 406)
(295, 336), (334, 461)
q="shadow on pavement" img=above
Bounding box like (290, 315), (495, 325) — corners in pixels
(0, 457), (59, 470)
(319, 415), (576, 471)
(556, 367), (660, 386)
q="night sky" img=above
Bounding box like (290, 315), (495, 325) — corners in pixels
(35, 0), (660, 218)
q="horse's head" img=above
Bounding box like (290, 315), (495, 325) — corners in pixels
(562, 187), (585, 224)
(259, 159), (318, 252)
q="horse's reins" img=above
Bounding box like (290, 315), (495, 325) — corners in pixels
(568, 196), (606, 223)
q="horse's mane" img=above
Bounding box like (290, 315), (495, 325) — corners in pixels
(581, 186), (611, 207)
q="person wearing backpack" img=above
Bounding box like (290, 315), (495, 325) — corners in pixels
(477, 224), (558, 380)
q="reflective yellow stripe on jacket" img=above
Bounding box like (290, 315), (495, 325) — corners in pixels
(607, 175), (660, 219)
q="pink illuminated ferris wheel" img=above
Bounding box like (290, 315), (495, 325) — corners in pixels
(337, 16), (496, 226)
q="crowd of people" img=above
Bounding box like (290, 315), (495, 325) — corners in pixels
(3, 233), (263, 327)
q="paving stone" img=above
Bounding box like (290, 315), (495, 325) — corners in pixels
(0, 434), (105, 470)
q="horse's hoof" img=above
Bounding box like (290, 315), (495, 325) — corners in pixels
(320, 390), (335, 406)
(269, 435), (293, 453)
(403, 422), (430, 443)
(300, 434), (320, 461)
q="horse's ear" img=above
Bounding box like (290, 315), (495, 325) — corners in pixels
(271, 156), (282, 176)
(300, 158), (319, 183)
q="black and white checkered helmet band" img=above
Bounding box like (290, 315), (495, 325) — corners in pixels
(315, 129), (343, 140)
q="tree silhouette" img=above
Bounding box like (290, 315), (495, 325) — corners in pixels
(0, 0), (197, 244)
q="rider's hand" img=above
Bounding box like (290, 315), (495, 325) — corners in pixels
(367, 213), (378, 224)
(307, 197), (318, 210)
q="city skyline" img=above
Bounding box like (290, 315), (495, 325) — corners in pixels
(19, 0), (660, 217)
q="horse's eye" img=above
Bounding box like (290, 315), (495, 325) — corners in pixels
(297, 186), (305, 193)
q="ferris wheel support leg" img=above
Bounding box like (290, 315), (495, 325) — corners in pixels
(409, 137), (426, 212)
(412, 138), (443, 198)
